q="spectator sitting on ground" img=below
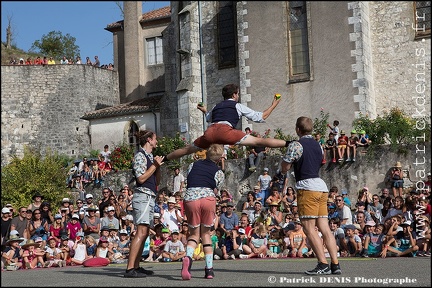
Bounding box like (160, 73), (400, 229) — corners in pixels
(1, 234), (24, 270)
(381, 220), (418, 257)
(242, 191), (256, 212)
(362, 221), (385, 258)
(162, 229), (185, 262)
(342, 224), (362, 257)
(219, 202), (239, 233)
(240, 223), (268, 259)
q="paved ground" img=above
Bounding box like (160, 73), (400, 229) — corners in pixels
(1, 257), (430, 287)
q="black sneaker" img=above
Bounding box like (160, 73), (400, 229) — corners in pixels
(135, 267), (154, 275)
(305, 262), (331, 275)
(204, 267), (214, 279)
(124, 268), (147, 278)
(331, 263), (342, 275)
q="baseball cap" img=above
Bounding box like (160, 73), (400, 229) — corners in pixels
(107, 206), (115, 212)
(254, 185), (260, 190)
(154, 213), (160, 218)
(62, 198), (70, 203)
(54, 213), (62, 219)
(341, 190), (348, 195)
(400, 220), (412, 226)
(161, 228), (170, 233)
(86, 193), (93, 199)
(119, 229), (128, 235)
(168, 197), (176, 203)
(72, 214), (79, 219)
(171, 229), (180, 234)
(2, 207), (10, 214)
(238, 228), (246, 234)
(344, 224), (356, 231)
(264, 167), (269, 172)
(365, 221), (376, 227)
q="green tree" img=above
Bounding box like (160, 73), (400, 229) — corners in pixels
(30, 30), (80, 61)
(1, 146), (70, 211)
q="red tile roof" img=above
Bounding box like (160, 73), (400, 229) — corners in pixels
(105, 6), (171, 29)
(81, 96), (162, 120)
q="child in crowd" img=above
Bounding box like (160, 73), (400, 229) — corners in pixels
(267, 229), (283, 258)
(96, 236), (114, 262)
(1, 235), (24, 270)
(45, 236), (66, 267)
(85, 235), (98, 257)
(59, 234), (74, 265)
(289, 220), (308, 258)
(324, 132), (337, 163)
(346, 130), (358, 162)
(162, 230), (185, 262)
(240, 223), (268, 259)
(71, 232), (89, 265)
(22, 239), (46, 269)
(146, 226), (169, 262)
(381, 220), (419, 257)
(362, 222), (385, 258)
(337, 130), (348, 162)
(342, 225), (363, 257)
(327, 120), (340, 143)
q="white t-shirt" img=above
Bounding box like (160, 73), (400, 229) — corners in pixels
(100, 150), (111, 162)
(173, 174), (185, 193)
(73, 243), (87, 261)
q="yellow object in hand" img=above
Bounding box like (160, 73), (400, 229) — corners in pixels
(274, 94), (281, 100)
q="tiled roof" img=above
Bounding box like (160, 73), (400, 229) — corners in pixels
(105, 6), (171, 29)
(81, 96), (162, 120)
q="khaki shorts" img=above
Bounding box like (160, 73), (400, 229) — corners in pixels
(338, 145), (347, 149)
(184, 197), (216, 228)
(297, 189), (329, 219)
(193, 124), (246, 149)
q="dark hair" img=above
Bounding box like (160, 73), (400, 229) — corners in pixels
(136, 130), (156, 147)
(222, 84), (239, 100)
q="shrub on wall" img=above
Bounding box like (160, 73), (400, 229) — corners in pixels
(110, 143), (135, 171)
(353, 107), (431, 155)
(153, 133), (190, 169)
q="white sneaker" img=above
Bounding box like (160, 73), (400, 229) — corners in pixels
(213, 255), (220, 260)
(229, 254), (236, 260)
(239, 254), (248, 259)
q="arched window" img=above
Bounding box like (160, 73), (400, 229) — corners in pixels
(128, 121), (139, 153)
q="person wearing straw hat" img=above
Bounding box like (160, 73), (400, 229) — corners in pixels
(2, 234), (25, 269)
(391, 161), (404, 198)
(22, 239), (46, 269)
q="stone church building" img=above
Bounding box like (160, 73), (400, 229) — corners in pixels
(105, 1), (431, 149)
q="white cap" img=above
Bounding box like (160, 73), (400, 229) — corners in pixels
(107, 206), (115, 212)
(119, 229), (128, 234)
(72, 214), (79, 219)
(154, 213), (160, 218)
(62, 198), (70, 203)
(86, 194), (93, 199)
(238, 228), (246, 234)
(2, 207), (10, 214)
(9, 230), (19, 236)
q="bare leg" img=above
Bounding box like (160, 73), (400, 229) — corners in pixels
(240, 135), (286, 148)
(126, 224), (149, 270)
(166, 145), (200, 161)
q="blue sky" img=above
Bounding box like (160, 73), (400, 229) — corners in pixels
(1, 1), (170, 64)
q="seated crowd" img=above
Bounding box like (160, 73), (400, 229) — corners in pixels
(3, 172), (430, 272)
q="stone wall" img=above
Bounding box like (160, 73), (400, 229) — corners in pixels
(1, 65), (119, 165)
(91, 143), (430, 210)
